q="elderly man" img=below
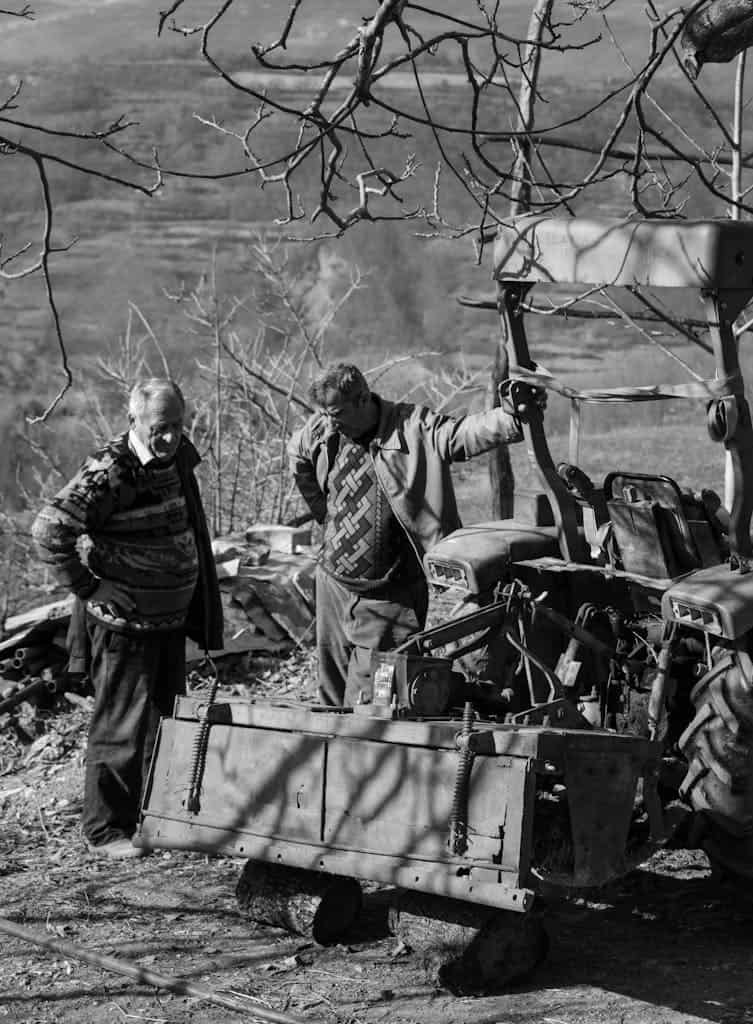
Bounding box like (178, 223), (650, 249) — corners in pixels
(288, 362), (543, 707)
(32, 379), (223, 859)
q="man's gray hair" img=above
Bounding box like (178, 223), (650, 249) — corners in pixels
(128, 378), (185, 419)
(309, 363), (370, 406)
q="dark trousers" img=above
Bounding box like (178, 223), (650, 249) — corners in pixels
(82, 620), (186, 845)
(315, 566), (428, 707)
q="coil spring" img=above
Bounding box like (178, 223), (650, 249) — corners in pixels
(186, 659), (220, 814)
(449, 701), (475, 856)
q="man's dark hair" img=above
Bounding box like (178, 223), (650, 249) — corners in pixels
(309, 363), (370, 406)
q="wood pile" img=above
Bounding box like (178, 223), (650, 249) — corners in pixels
(193, 525), (316, 661)
(0, 603), (75, 719)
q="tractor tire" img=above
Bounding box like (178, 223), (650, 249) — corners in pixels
(678, 648), (753, 878)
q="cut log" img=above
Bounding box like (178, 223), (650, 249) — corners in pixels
(3, 596), (75, 634)
(235, 861), (362, 945)
(388, 890), (548, 993)
(0, 626), (39, 656)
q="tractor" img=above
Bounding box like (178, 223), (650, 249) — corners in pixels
(137, 217), (753, 988)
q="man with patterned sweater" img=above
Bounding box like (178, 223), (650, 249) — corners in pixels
(32, 379), (223, 859)
(288, 363), (544, 707)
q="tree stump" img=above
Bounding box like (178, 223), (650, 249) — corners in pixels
(235, 860), (362, 945)
(388, 891), (548, 993)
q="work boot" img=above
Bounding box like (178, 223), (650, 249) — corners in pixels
(88, 836), (145, 859)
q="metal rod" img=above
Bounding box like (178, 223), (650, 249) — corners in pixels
(648, 623), (678, 742)
(0, 916), (314, 1024)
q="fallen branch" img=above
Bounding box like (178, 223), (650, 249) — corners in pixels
(0, 916), (316, 1024)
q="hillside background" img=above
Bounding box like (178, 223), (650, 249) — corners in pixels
(2, 0), (752, 610)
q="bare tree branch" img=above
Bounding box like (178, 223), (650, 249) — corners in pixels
(0, 4), (33, 17)
(8, 0), (753, 405)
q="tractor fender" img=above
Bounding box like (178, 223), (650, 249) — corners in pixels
(423, 520), (562, 594)
(662, 562), (753, 639)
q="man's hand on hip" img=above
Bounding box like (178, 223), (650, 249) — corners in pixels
(89, 580), (136, 615)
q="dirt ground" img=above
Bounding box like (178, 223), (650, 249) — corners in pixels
(2, 671), (753, 1024)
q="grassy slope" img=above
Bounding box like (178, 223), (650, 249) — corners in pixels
(2, 2), (740, 360)
(455, 422), (727, 525)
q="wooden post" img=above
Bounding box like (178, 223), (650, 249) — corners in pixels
(489, 0), (555, 520)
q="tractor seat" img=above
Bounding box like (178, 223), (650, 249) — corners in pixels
(604, 472), (723, 579)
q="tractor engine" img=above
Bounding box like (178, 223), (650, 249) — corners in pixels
(419, 475), (753, 879)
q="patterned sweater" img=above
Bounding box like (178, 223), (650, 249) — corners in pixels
(322, 435), (419, 590)
(288, 393), (523, 560)
(32, 434), (222, 641)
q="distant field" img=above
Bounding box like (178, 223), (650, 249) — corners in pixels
(2, 0), (752, 469)
(0, 1), (643, 69)
(454, 420), (728, 525)
(0, 1), (730, 83)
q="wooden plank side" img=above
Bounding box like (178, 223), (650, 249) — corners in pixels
(323, 738), (505, 862)
(142, 719), (325, 843)
(172, 697), (551, 757)
(3, 595), (75, 633)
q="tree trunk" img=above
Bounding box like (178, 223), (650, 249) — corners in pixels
(235, 860), (362, 945)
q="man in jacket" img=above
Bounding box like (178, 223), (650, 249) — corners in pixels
(287, 362), (543, 707)
(32, 379), (223, 859)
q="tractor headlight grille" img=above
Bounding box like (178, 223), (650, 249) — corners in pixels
(425, 559), (469, 589)
(669, 599), (723, 634)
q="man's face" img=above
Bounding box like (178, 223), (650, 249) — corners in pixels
(320, 387), (373, 439)
(131, 392), (184, 462)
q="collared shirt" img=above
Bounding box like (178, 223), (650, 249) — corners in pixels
(128, 429), (155, 466)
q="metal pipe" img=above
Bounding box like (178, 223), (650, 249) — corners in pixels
(0, 916), (314, 1024)
(13, 645), (52, 662)
(648, 623), (679, 742)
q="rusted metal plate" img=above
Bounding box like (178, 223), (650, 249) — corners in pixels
(494, 216), (753, 292)
(563, 748), (642, 886)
